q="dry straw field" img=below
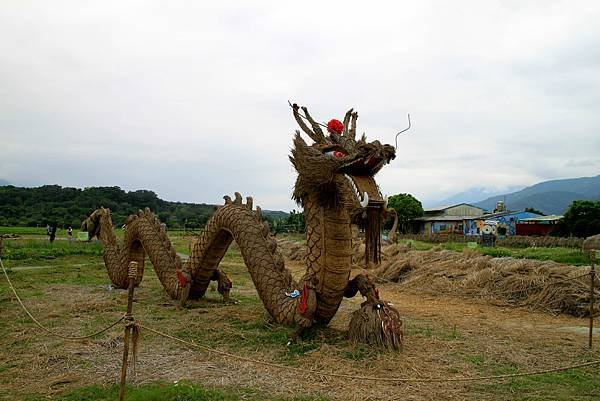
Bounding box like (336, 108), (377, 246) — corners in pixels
(0, 233), (599, 401)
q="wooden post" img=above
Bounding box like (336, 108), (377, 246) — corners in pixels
(119, 261), (138, 401)
(590, 250), (596, 349)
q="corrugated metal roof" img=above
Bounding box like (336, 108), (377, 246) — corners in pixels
(519, 215), (563, 222)
(481, 211), (514, 218)
(482, 210), (539, 219)
(424, 205), (453, 212)
(414, 215), (481, 221)
(424, 203), (486, 212)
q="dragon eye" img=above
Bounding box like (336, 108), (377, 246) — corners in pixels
(325, 150), (346, 158)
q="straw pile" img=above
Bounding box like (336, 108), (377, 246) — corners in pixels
(276, 238), (306, 261)
(275, 238), (598, 317)
(374, 244), (599, 317)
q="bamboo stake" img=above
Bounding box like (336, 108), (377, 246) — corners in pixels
(590, 250), (596, 349)
(119, 261), (138, 401)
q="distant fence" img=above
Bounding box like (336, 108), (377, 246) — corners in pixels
(397, 234), (585, 249)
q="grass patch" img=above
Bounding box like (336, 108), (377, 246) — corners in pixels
(404, 319), (462, 342)
(341, 344), (379, 361)
(478, 246), (588, 265)
(169, 309), (321, 364)
(464, 352), (599, 400)
(398, 239), (433, 251)
(470, 366), (600, 401)
(1, 226), (50, 235)
(1, 239), (103, 261)
(24, 381), (330, 401)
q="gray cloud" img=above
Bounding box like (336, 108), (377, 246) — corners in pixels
(1, 1), (599, 210)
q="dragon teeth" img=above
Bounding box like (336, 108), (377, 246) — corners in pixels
(344, 174), (363, 202)
(360, 192), (369, 207)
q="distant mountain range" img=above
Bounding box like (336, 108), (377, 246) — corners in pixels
(426, 175), (600, 215)
(0, 179), (11, 186)
(427, 186), (526, 208)
(472, 175), (600, 215)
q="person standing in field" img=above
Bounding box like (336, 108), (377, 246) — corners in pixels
(67, 225), (73, 243)
(48, 223), (57, 243)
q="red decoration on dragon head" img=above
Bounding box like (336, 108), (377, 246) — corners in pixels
(327, 119), (344, 135)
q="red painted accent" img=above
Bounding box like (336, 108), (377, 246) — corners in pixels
(176, 269), (188, 287)
(327, 119), (344, 135)
(333, 150), (345, 158)
(516, 223), (556, 236)
(297, 283), (309, 315)
(374, 288), (380, 300)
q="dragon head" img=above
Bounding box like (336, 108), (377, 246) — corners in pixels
(81, 208), (105, 240)
(289, 104), (396, 264)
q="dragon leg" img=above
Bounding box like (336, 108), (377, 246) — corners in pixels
(211, 268), (233, 302)
(344, 273), (379, 305)
(345, 273), (404, 350)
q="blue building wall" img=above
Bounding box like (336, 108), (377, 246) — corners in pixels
(425, 211), (543, 236)
(485, 211), (541, 236)
(431, 221), (463, 234)
(464, 219), (479, 235)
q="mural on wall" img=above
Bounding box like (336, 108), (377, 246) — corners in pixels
(477, 212), (541, 237)
(423, 212), (542, 237)
(465, 220), (479, 235)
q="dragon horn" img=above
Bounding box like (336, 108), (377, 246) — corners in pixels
(292, 103), (326, 144)
(343, 108), (353, 136)
(349, 111), (358, 140)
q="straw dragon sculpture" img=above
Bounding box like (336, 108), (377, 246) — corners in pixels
(83, 104), (403, 348)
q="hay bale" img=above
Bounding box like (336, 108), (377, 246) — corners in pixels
(376, 249), (599, 317)
(583, 234), (600, 259)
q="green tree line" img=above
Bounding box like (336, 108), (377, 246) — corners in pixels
(556, 200), (600, 238)
(0, 185), (286, 229)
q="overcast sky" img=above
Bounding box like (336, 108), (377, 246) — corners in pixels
(1, 1), (599, 211)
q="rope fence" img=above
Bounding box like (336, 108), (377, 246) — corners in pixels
(136, 321), (600, 383)
(0, 255), (598, 399)
(1, 257), (125, 340)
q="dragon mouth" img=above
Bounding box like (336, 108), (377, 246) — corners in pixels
(344, 172), (387, 266)
(340, 155), (387, 175)
(343, 174), (386, 209)
(338, 142), (395, 176)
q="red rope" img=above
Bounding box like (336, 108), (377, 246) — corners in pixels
(297, 283), (309, 315)
(176, 269), (188, 287)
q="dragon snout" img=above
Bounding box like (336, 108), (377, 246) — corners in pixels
(352, 143), (396, 170)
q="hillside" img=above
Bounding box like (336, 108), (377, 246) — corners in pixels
(425, 186), (525, 208)
(0, 185), (288, 228)
(473, 175), (600, 214)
